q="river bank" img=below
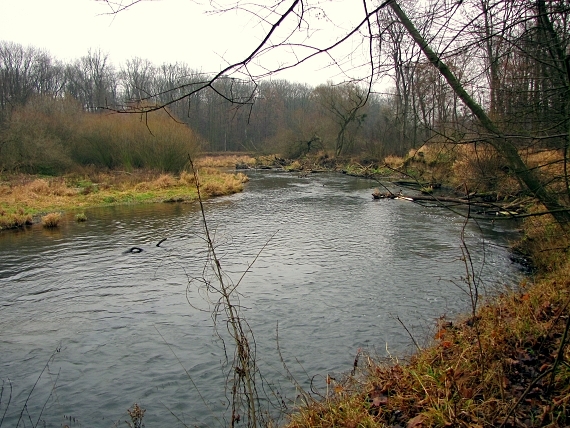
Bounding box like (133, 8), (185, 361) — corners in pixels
(279, 163), (570, 426)
(0, 156), (252, 230)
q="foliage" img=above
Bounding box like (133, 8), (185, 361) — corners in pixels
(0, 96), (79, 174)
(76, 108), (199, 172)
(0, 95), (199, 174)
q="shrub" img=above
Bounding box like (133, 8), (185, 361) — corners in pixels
(0, 95), (200, 174)
(75, 213), (87, 222)
(384, 155), (404, 169)
(76, 108), (199, 173)
(0, 96), (79, 174)
(179, 170), (196, 185)
(451, 144), (518, 193)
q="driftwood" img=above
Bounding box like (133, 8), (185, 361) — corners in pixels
(372, 189), (527, 217)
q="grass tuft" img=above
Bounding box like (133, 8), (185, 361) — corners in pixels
(41, 212), (61, 228)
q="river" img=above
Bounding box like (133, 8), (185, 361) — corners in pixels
(0, 170), (522, 427)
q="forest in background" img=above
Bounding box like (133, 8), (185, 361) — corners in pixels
(0, 39), (417, 171)
(0, 0), (568, 202)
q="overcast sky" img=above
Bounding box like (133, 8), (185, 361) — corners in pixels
(0, 0), (372, 87)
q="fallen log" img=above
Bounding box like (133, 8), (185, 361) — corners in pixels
(372, 189), (526, 216)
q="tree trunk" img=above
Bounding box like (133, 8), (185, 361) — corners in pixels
(388, 0), (570, 227)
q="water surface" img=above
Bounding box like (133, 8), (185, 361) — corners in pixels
(0, 171), (521, 427)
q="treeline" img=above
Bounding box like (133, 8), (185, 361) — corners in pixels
(1, 0), (568, 180)
(0, 40), (424, 170)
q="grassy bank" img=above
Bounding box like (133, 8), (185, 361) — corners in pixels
(0, 156), (251, 230)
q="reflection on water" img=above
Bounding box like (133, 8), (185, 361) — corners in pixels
(0, 171), (522, 426)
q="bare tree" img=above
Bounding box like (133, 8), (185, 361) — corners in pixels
(386, 0), (570, 226)
(94, 0), (570, 223)
(65, 49), (117, 111)
(314, 82), (369, 155)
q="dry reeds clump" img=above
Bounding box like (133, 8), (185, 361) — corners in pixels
(151, 174), (177, 189)
(383, 155), (405, 169)
(196, 155), (256, 168)
(235, 172), (249, 184)
(24, 178), (76, 197)
(41, 212), (61, 228)
(179, 170), (196, 185)
(0, 212), (33, 229)
(201, 173), (247, 196)
(201, 181), (228, 197)
(27, 179), (50, 194)
(133, 173), (178, 191)
(451, 144), (519, 193)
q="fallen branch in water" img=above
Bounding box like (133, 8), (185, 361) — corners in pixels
(372, 190), (529, 217)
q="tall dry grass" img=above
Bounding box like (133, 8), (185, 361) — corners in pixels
(199, 168), (249, 196)
(0, 96), (80, 174)
(76, 109), (199, 172)
(451, 144), (520, 193)
(195, 155), (256, 168)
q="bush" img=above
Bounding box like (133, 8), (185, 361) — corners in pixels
(451, 144), (518, 193)
(76, 108), (199, 172)
(0, 96), (79, 174)
(0, 95), (200, 174)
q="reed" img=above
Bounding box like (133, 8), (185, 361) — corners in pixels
(196, 154), (256, 168)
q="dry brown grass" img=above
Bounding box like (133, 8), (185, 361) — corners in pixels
(451, 144), (519, 194)
(134, 174), (178, 191)
(196, 154), (256, 168)
(524, 149), (565, 178)
(200, 172), (248, 196)
(179, 170), (196, 185)
(0, 212), (33, 229)
(21, 178), (77, 197)
(41, 212), (61, 228)
(0, 168), (248, 230)
(514, 207), (570, 273)
(383, 155), (405, 169)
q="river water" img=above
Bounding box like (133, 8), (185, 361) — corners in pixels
(0, 171), (522, 427)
